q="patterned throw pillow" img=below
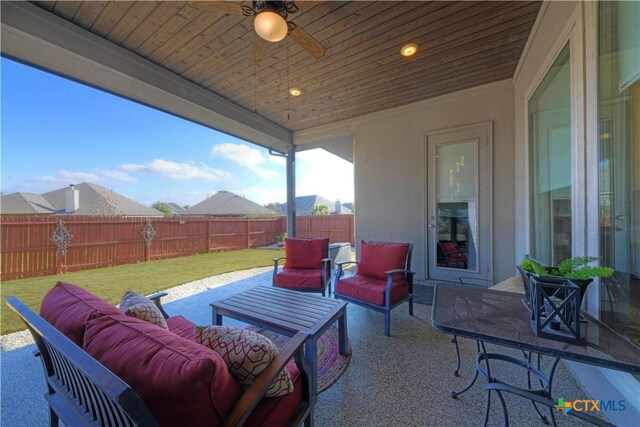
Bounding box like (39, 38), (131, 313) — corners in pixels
(195, 325), (294, 397)
(119, 291), (169, 330)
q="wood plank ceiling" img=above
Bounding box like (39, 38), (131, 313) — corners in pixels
(31, 1), (541, 133)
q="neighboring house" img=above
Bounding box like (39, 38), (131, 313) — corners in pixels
(0, 183), (163, 216)
(164, 202), (187, 215)
(277, 195), (353, 215)
(0, 192), (57, 214)
(185, 191), (279, 216)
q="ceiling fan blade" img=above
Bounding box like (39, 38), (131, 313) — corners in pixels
(290, 26), (326, 59)
(250, 32), (268, 61)
(188, 1), (245, 15)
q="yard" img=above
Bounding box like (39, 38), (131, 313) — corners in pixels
(1, 248), (283, 335)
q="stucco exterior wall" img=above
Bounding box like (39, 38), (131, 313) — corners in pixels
(295, 79), (515, 281)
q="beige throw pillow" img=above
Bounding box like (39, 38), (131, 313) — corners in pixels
(195, 325), (294, 397)
(119, 291), (169, 330)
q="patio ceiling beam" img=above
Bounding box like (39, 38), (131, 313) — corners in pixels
(0, 1), (292, 153)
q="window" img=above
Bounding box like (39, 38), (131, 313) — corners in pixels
(528, 44), (572, 265)
(598, 0), (640, 346)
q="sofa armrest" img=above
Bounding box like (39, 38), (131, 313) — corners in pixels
(222, 331), (310, 427)
(146, 291), (169, 319)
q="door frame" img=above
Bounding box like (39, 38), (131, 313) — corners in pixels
(423, 121), (493, 282)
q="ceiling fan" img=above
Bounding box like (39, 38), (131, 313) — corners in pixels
(190, 1), (326, 60)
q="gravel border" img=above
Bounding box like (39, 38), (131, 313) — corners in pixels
(0, 267), (271, 352)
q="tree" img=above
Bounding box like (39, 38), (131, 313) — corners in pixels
(152, 202), (172, 216)
(264, 202), (281, 212)
(311, 204), (329, 215)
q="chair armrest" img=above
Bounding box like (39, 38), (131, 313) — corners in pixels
(273, 256), (286, 267)
(384, 269), (415, 277)
(222, 331), (310, 427)
(147, 292), (169, 319)
(336, 261), (358, 268)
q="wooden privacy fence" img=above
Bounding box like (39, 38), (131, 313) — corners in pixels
(1, 214), (354, 281)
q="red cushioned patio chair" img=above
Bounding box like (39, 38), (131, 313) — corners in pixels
(437, 240), (467, 269)
(273, 237), (332, 296)
(332, 241), (415, 336)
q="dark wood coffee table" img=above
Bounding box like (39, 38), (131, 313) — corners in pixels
(211, 286), (349, 395)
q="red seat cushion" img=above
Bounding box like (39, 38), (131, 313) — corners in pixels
(284, 238), (329, 269)
(83, 315), (242, 427)
(39, 282), (123, 346)
(275, 268), (324, 290)
(357, 241), (410, 281)
(336, 275), (409, 306)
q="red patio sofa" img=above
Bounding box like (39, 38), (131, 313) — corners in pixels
(7, 282), (313, 427)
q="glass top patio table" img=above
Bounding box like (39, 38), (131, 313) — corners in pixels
(431, 282), (640, 374)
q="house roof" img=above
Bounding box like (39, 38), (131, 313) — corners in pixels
(278, 195), (352, 216)
(40, 183), (163, 216)
(165, 202), (187, 215)
(0, 192), (56, 214)
(1, 183), (163, 216)
(185, 191), (279, 216)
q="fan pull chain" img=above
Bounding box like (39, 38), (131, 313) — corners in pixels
(253, 37), (258, 114)
(287, 38), (290, 121)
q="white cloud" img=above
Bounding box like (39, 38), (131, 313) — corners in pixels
(212, 143), (280, 178)
(296, 149), (354, 203)
(23, 170), (102, 192)
(100, 169), (136, 183)
(58, 169), (101, 182)
(120, 159), (230, 181)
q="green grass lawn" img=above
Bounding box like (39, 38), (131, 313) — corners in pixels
(1, 248), (283, 336)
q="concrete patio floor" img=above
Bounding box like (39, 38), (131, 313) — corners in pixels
(0, 270), (620, 426)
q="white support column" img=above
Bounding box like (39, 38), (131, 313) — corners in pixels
(286, 146), (296, 237)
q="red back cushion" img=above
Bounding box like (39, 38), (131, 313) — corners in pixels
(357, 241), (410, 281)
(441, 241), (458, 253)
(284, 238), (329, 269)
(39, 282), (123, 346)
(83, 315), (242, 427)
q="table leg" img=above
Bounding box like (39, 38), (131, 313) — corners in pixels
(212, 308), (222, 326)
(338, 308), (349, 356)
(451, 340), (481, 398)
(305, 338), (318, 396)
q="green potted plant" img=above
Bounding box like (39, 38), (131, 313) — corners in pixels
(276, 232), (287, 247)
(518, 255), (614, 306)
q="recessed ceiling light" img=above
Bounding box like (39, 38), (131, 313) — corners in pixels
(401, 43), (418, 57)
(289, 88), (301, 96)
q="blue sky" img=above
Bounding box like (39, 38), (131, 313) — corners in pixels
(1, 58), (353, 207)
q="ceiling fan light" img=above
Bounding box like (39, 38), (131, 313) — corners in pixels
(254, 10), (288, 42)
(401, 43), (418, 57)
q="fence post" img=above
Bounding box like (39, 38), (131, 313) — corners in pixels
(208, 218), (212, 252)
(246, 218), (250, 249)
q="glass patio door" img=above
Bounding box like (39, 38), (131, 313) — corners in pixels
(426, 123), (492, 283)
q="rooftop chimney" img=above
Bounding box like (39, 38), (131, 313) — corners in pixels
(65, 184), (79, 213)
(335, 199), (341, 214)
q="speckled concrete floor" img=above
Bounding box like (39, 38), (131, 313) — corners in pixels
(1, 272), (611, 426)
